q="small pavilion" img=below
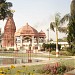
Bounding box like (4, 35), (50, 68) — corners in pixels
(15, 23), (46, 52)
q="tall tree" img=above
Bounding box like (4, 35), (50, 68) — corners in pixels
(71, 0), (75, 16)
(50, 13), (66, 57)
(60, 0), (75, 55)
(61, 0), (75, 49)
(68, 0), (75, 51)
(0, 0), (13, 20)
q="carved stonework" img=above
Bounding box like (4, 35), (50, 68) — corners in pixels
(2, 17), (16, 48)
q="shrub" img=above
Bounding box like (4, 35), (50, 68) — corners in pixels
(2, 48), (7, 51)
(67, 47), (75, 56)
(42, 43), (61, 51)
(9, 48), (14, 51)
(51, 50), (73, 56)
(57, 65), (66, 74)
(51, 51), (56, 55)
(65, 51), (73, 56)
(43, 64), (51, 74)
(59, 51), (71, 56)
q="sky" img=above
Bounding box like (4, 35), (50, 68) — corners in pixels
(0, 0), (71, 41)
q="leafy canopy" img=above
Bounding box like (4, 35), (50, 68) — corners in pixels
(0, 0), (13, 20)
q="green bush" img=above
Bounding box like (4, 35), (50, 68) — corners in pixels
(67, 48), (75, 56)
(59, 51), (66, 55)
(51, 51), (56, 55)
(59, 51), (71, 56)
(65, 51), (73, 56)
(9, 48), (14, 51)
(51, 50), (74, 56)
(57, 65), (66, 74)
(1, 48), (7, 51)
(42, 43), (61, 51)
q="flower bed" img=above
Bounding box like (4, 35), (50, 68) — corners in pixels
(37, 63), (74, 75)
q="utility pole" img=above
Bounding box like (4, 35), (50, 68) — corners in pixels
(47, 28), (49, 43)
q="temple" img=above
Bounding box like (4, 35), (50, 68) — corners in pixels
(2, 17), (16, 49)
(2, 17), (46, 52)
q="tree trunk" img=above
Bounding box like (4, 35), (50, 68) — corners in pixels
(56, 28), (59, 57)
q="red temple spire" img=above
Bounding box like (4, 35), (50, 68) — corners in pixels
(2, 16), (16, 48)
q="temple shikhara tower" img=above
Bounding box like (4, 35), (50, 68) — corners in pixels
(2, 17), (16, 49)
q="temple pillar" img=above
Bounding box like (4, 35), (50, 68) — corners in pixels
(31, 36), (34, 50)
(37, 37), (40, 51)
(14, 36), (17, 50)
(20, 36), (23, 47)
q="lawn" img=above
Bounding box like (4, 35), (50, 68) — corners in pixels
(60, 59), (75, 68)
(0, 53), (70, 58)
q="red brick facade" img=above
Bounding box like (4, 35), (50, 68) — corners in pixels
(2, 17), (16, 48)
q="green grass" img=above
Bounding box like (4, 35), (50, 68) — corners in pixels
(60, 59), (75, 68)
(0, 53), (70, 58)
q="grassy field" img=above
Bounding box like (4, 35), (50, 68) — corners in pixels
(60, 59), (75, 68)
(0, 53), (70, 58)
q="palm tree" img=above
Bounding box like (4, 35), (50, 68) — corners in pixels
(50, 13), (67, 57)
(0, 0), (13, 20)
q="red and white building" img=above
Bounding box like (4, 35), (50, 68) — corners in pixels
(2, 17), (46, 52)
